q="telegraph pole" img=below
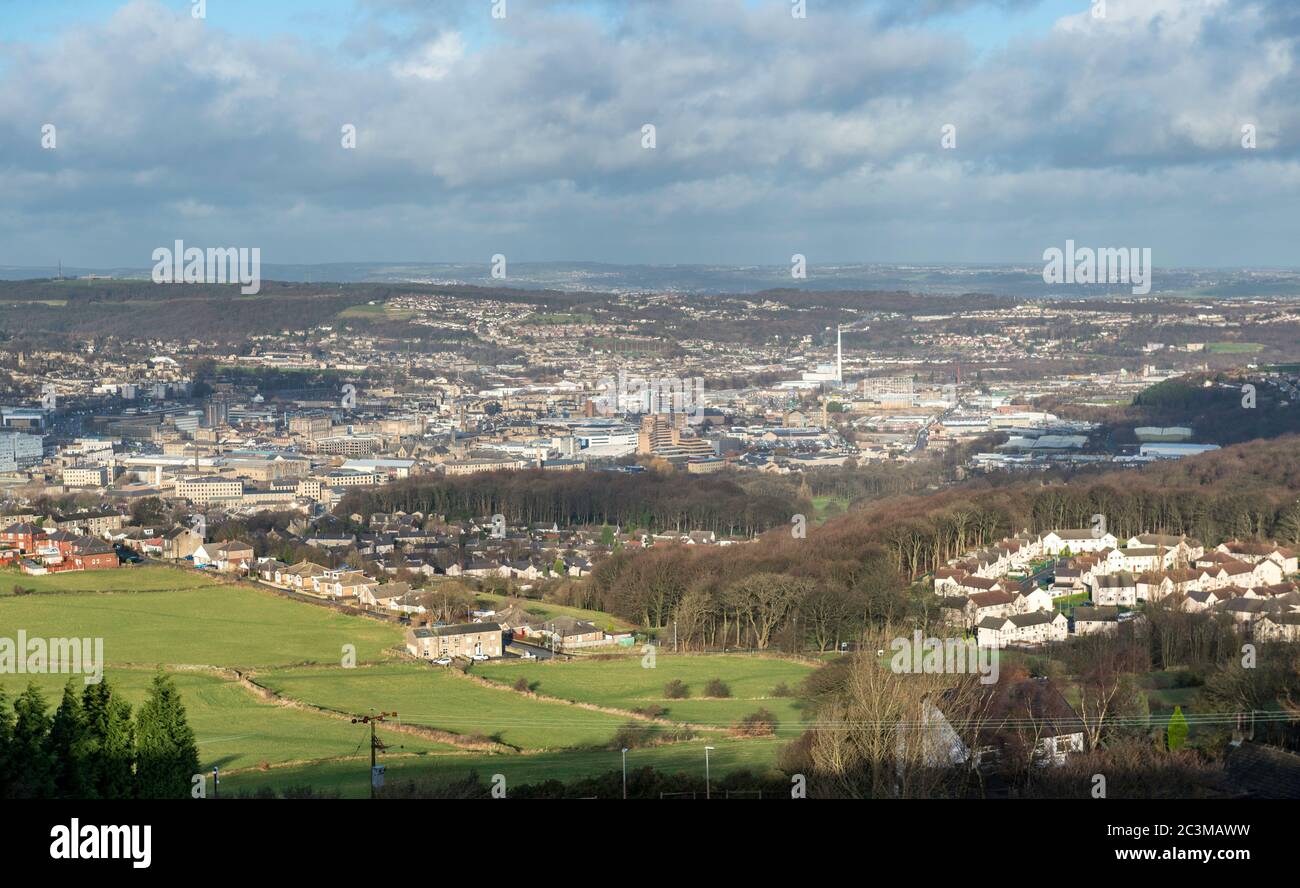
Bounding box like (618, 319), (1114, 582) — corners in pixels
(351, 710), (397, 799)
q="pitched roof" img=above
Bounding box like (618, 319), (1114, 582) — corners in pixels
(1050, 529), (1107, 540)
(426, 621), (500, 637)
(1225, 743), (1300, 799)
(1094, 571), (1137, 588)
(1074, 605), (1120, 622)
(968, 590), (1015, 608)
(1008, 611), (1063, 628)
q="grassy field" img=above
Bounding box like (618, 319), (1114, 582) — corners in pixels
(0, 569), (804, 792)
(257, 663), (637, 750)
(1140, 669), (1211, 742)
(473, 654), (815, 730)
(811, 494), (851, 522)
(6, 667), (454, 772)
(220, 736), (785, 798)
(0, 575), (402, 667)
(1206, 342), (1264, 354)
(0, 565), (217, 596)
(473, 591), (636, 633)
(1054, 592), (1091, 614)
(520, 312), (597, 325)
(337, 302), (416, 321)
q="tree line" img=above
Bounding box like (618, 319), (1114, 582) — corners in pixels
(0, 670), (200, 799)
(564, 436), (1300, 650)
(336, 469), (800, 537)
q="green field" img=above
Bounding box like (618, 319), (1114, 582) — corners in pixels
(474, 591), (636, 633)
(221, 736), (785, 798)
(0, 569), (804, 792)
(811, 494), (851, 522)
(6, 667), (454, 772)
(1053, 592), (1091, 614)
(1205, 342), (1264, 354)
(337, 302), (416, 321)
(258, 663), (636, 750)
(473, 654), (815, 730)
(0, 574), (401, 667)
(520, 312), (597, 325)
(0, 565), (217, 596)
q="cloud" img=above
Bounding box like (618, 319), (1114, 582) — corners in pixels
(391, 31), (466, 80)
(0, 0), (1296, 267)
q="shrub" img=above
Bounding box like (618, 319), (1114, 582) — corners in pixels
(512, 676), (530, 693)
(633, 704), (667, 719)
(376, 772), (490, 799)
(279, 784), (341, 800)
(771, 682), (792, 698)
(735, 708), (778, 737)
(612, 722), (656, 750)
(664, 679), (689, 699)
(703, 678), (731, 698)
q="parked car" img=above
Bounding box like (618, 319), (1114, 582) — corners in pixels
(470, 653), (490, 661)
(432, 657), (452, 666)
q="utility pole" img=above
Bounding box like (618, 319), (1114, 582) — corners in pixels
(352, 710), (397, 799)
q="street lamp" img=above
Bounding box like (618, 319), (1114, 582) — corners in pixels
(621, 747), (629, 799)
(704, 746), (715, 799)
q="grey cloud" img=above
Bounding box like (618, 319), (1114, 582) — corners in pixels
(0, 0), (1296, 268)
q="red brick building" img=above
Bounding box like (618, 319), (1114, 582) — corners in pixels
(70, 538), (119, 570)
(1, 522), (47, 553)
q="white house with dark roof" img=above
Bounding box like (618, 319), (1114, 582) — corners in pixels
(976, 611), (1068, 648)
(1090, 571), (1138, 607)
(1041, 529), (1117, 556)
(1073, 605), (1120, 636)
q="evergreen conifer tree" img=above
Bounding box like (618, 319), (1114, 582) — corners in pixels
(134, 669), (199, 799)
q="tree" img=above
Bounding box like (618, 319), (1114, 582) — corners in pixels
(134, 670), (199, 799)
(82, 680), (135, 799)
(791, 624), (988, 799)
(46, 680), (91, 799)
(130, 496), (169, 526)
(10, 683), (55, 798)
(1167, 706), (1189, 752)
(672, 582), (715, 651)
(804, 584), (854, 651)
(729, 573), (811, 650)
(0, 685), (14, 797)
(1071, 633), (1147, 750)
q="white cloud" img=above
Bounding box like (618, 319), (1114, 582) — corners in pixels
(0, 0), (1297, 266)
(391, 32), (466, 81)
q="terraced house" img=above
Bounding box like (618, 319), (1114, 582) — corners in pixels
(406, 622), (503, 660)
(976, 611), (1069, 648)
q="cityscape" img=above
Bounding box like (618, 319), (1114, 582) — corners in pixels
(0, 0), (1295, 866)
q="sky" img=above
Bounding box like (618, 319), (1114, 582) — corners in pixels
(0, 0), (1297, 269)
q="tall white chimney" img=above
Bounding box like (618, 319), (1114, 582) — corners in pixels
(836, 325), (843, 383)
